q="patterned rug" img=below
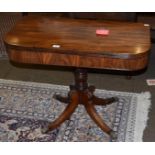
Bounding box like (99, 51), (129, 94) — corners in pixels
(0, 79), (151, 142)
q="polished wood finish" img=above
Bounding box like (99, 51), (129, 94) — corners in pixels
(5, 46), (149, 71)
(4, 16), (151, 139)
(44, 68), (118, 138)
(4, 16), (151, 71)
(46, 90), (79, 132)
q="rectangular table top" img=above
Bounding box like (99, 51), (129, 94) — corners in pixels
(4, 16), (151, 71)
(4, 16), (151, 59)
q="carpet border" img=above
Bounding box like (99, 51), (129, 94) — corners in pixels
(0, 78), (151, 142)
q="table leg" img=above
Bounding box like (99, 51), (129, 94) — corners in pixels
(43, 90), (79, 133)
(44, 68), (118, 139)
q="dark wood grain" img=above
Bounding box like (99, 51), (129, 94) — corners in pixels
(5, 45), (149, 71)
(3, 17), (151, 137)
(4, 16), (151, 71)
(46, 90), (79, 132)
(46, 68), (117, 136)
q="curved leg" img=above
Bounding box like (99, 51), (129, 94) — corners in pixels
(53, 85), (76, 104)
(53, 93), (70, 104)
(43, 91), (79, 133)
(84, 99), (112, 135)
(92, 96), (118, 105)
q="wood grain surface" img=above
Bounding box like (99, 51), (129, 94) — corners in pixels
(4, 16), (151, 71)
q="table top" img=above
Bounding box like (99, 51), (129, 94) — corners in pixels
(4, 16), (151, 59)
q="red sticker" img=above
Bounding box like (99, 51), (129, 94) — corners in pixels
(96, 29), (109, 36)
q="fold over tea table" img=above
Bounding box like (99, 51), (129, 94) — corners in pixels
(4, 16), (151, 139)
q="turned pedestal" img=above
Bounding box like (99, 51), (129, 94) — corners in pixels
(45, 68), (118, 138)
(4, 16), (150, 140)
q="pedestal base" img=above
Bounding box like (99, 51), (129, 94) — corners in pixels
(43, 68), (118, 140)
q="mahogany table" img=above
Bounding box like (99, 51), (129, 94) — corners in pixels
(4, 16), (151, 139)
